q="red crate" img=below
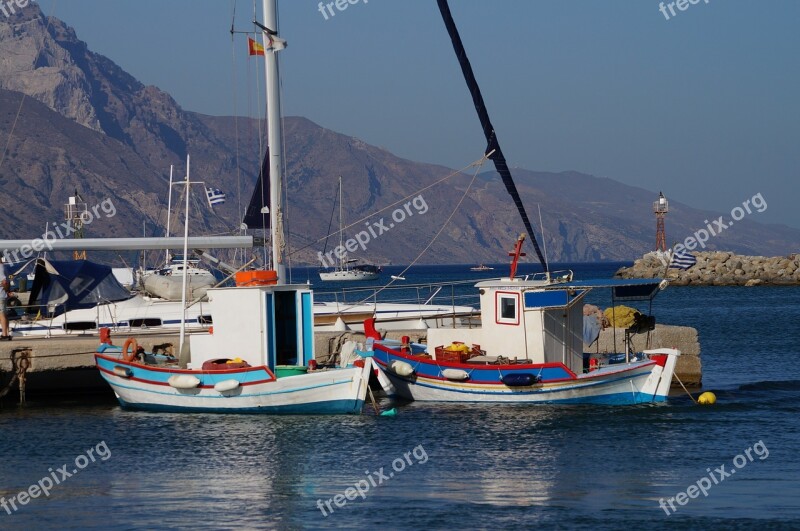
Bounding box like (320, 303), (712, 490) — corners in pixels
(435, 346), (470, 364)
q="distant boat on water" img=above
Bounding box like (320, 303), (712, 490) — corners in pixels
(469, 264), (494, 272)
(319, 176), (381, 282)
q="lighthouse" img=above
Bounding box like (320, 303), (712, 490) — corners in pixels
(653, 192), (669, 252)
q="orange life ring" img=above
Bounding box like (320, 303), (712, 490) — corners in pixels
(123, 337), (139, 363)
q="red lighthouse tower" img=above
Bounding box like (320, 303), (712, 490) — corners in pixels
(653, 192), (669, 252)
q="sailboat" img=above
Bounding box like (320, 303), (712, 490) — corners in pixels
(93, 0), (373, 414)
(319, 176), (381, 282)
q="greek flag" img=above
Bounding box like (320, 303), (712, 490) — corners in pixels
(670, 249), (697, 269)
(205, 187), (226, 207)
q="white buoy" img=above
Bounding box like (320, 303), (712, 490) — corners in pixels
(412, 318), (429, 330)
(168, 374), (201, 389)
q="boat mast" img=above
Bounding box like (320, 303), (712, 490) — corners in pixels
(179, 155), (191, 357)
(262, 0), (286, 284)
(338, 175), (345, 270)
(164, 164), (173, 266)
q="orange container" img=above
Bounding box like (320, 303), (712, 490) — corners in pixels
(235, 270), (278, 287)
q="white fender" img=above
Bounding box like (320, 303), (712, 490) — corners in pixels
(389, 360), (414, 377)
(441, 368), (469, 381)
(168, 374), (201, 389)
(113, 366), (132, 378)
(214, 379), (240, 393)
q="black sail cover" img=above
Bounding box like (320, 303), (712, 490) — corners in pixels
(436, 0), (549, 272)
(242, 148), (271, 230)
(27, 259), (132, 315)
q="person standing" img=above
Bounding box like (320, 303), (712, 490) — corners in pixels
(0, 258), (10, 340)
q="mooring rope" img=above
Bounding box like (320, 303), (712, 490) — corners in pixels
(0, 350), (31, 404)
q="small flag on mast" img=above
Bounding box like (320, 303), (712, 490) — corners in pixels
(206, 187), (226, 208)
(248, 37), (265, 56)
(669, 249), (697, 269)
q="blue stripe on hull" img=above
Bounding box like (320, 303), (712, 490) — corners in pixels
(381, 370), (662, 405)
(115, 397), (365, 415)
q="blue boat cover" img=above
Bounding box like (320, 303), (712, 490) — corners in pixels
(549, 278), (664, 301)
(27, 259), (132, 316)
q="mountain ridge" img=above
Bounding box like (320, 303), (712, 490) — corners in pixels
(0, 5), (797, 266)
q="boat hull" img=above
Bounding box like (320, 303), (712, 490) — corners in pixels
(370, 343), (679, 405)
(95, 353), (372, 414)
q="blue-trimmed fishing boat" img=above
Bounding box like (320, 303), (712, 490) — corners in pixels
(94, 0), (372, 415)
(366, 236), (680, 406)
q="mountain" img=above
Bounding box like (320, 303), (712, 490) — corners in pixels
(1, 5), (798, 267)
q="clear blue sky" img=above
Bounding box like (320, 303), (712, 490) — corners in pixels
(39, 0), (800, 228)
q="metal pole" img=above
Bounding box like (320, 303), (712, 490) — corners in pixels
(263, 0), (286, 284)
(179, 155), (191, 358)
(165, 164), (174, 265)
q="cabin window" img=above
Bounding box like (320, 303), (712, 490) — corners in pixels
(495, 292), (520, 325)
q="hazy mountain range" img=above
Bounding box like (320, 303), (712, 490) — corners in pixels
(1, 4), (797, 267)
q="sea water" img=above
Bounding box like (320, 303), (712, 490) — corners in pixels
(1, 263), (798, 529)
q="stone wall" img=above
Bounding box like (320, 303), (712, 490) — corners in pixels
(616, 251), (800, 286)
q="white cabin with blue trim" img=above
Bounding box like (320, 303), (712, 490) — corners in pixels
(427, 278), (587, 375)
(188, 284), (315, 370)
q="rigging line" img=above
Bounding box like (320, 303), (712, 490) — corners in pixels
(0, 0), (60, 176)
(320, 178), (338, 258)
(287, 153), (490, 258)
(436, 0), (548, 272)
(352, 154), (489, 306)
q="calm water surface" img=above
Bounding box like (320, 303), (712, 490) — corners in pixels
(1, 263), (799, 530)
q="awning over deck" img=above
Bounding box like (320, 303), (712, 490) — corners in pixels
(545, 278), (666, 301)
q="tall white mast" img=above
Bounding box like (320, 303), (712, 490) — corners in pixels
(262, 0), (286, 284)
(164, 164), (174, 265)
(179, 155), (191, 357)
(338, 175), (344, 269)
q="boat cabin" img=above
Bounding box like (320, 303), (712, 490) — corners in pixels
(427, 277), (588, 375)
(189, 284), (315, 370)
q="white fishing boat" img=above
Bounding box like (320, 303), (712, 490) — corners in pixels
(367, 4), (680, 405)
(94, 0), (374, 414)
(367, 236), (680, 405)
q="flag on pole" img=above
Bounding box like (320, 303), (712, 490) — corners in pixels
(248, 37), (265, 56)
(669, 249), (697, 269)
(206, 187), (226, 208)
(265, 34), (286, 51)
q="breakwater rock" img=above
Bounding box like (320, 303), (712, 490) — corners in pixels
(615, 251), (800, 286)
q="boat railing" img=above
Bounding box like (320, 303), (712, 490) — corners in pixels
(315, 278), (484, 319)
(525, 269), (574, 283)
